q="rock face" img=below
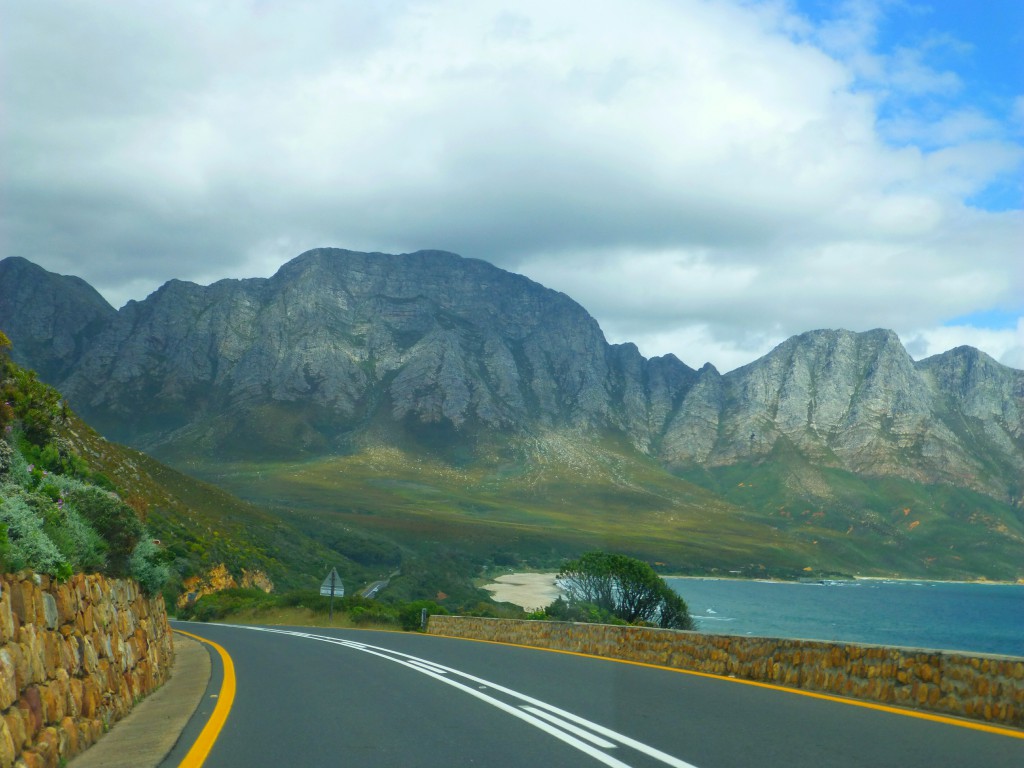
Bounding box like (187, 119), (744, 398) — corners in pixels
(0, 257), (116, 383)
(663, 329), (1024, 501)
(1, 249), (1022, 504)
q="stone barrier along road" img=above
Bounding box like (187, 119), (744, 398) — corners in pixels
(0, 571), (173, 768)
(427, 615), (1024, 728)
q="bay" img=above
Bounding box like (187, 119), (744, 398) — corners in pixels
(665, 578), (1024, 657)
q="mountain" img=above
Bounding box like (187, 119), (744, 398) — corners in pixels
(2, 250), (1022, 581)
(669, 329), (1024, 502)
(0, 256), (116, 382)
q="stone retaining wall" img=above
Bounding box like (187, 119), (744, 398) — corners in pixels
(427, 616), (1024, 728)
(0, 572), (173, 768)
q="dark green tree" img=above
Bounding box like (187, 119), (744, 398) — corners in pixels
(556, 551), (694, 630)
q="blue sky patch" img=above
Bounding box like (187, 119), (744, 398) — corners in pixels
(946, 308), (1023, 330)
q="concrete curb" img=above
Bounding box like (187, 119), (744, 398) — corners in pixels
(68, 632), (211, 768)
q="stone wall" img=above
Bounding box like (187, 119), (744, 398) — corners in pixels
(0, 572), (174, 768)
(427, 616), (1024, 728)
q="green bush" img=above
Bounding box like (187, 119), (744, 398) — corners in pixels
(398, 600), (448, 631)
(0, 523), (10, 569)
(540, 596), (625, 625)
(0, 353), (164, 587)
(349, 604), (399, 626)
(62, 485), (143, 576)
(0, 493), (69, 575)
(279, 589), (330, 612)
(556, 551), (695, 630)
(179, 587), (276, 622)
(3, 444), (33, 488)
(130, 538), (172, 596)
(43, 503), (107, 572)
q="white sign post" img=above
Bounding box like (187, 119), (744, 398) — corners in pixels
(320, 567), (344, 620)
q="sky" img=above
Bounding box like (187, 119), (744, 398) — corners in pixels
(2, 0), (1022, 372)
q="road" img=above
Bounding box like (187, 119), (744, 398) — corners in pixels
(359, 579), (389, 599)
(169, 621), (1023, 768)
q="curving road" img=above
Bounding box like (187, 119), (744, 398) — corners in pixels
(168, 621), (1023, 768)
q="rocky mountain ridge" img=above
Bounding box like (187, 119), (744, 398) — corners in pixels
(1, 249), (1022, 507)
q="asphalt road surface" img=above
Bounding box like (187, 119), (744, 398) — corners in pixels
(169, 621), (1023, 768)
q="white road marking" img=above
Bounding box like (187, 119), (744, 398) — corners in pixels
(520, 706), (619, 748)
(238, 625), (700, 768)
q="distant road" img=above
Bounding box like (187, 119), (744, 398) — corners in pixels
(171, 621), (1023, 768)
(359, 579), (389, 598)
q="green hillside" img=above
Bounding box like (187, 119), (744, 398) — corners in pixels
(189, 430), (1024, 582)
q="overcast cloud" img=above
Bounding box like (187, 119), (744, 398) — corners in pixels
(2, 0), (1022, 371)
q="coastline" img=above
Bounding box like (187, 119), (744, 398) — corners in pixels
(481, 572), (1024, 611)
(664, 575), (1024, 586)
(482, 571), (562, 611)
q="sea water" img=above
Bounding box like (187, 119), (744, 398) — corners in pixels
(665, 578), (1024, 657)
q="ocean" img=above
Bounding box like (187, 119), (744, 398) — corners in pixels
(664, 578), (1024, 657)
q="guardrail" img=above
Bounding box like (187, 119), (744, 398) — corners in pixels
(427, 615), (1024, 728)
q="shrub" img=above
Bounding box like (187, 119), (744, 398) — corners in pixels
(3, 444), (33, 488)
(130, 538), (171, 596)
(62, 485), (144, 576)
(280, 589), (330, 612)
(43, 504), (107, 572)
(557, 551), (694, 630)
(179, 588), (275, 622)
(0, 493), (69, 575)
(541, 596), (625, 625)
(349, 605), (399, 626)
(398, 600), (448, 631)
(0, 440), (12, 478)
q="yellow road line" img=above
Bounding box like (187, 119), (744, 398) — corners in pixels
(428, 632), (1024, 740)
(174, 630), (237, 767)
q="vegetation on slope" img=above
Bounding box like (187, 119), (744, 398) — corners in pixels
(193, 427), (1024, 582)
(0, 331), (167, 592)
(0, 329), (540, 610)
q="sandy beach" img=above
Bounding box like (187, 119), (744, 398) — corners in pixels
(483, 572), (562, 611)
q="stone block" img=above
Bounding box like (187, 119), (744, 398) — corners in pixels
(0, 715), (16, 768)
(34, 727), (58, 768)
(0, 649), (17, 711)
(80, 638), (98, 675)
(80, 605), (93, 634)
(80, 680), (100, 720)
(58, 717), (78, 760)
(0, 594), (15, 645)
(19, 687), (42, 738)
(40, 683), (64, 726)
(38, 598), (56, 634)
(8, 584), (31, 626)
(3, 710), (25, 753)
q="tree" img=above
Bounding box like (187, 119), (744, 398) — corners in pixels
(556, 551), (694, 630)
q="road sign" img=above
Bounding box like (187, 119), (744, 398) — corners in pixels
(320, 567), (344, 598)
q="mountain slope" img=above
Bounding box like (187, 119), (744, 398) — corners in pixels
(0, 256), (117, 382)
(661, 329), (1024, 503)
(38, 250), (698, 462)
(1, 250), (1022, 581)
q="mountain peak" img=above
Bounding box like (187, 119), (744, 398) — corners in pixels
(1, 252), (1021, 507)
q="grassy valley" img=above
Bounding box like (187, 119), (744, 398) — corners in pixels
(184, 427), (1024, 584)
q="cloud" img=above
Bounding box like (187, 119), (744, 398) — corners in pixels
(905, 318), (1024, 370)
(1, 0), (1021, 371)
